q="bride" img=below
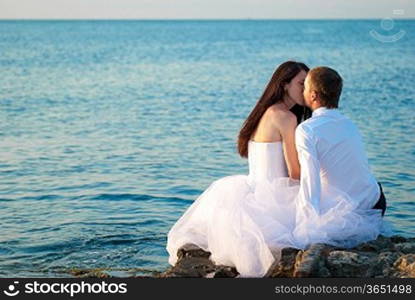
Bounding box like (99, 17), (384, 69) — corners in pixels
(166, 61), (384, 278)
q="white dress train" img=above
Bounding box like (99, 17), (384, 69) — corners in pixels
(166, 140), (387, 277)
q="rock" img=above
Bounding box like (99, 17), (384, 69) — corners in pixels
(393, 254), (415, 277)
(64, 235), (415, 278)
(293, 244), (333, 277)
(391, 236), (408, 243)
(354, 235), (395, 252)
(177, 243), (212, 260)
(68, 268), (111, 278)
(326, 251), (374, 277)
(157, 243), (238, 278)
(160, 235), (415, 278)
(267, 247), (300, 277)
(394, 242), (415, 254)
(371, 251), (401, 277)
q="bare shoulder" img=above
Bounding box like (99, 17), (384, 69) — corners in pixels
(267, 106), (297, 127)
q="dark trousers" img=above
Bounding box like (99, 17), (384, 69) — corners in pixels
(372, 182), (387, 217)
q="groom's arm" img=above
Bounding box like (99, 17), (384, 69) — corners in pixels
(295, 124), (321, 215)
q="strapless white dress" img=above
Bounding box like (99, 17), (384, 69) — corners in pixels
(166, 140), (386, 277)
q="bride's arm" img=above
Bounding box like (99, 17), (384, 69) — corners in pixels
(277, 112), (301, 180)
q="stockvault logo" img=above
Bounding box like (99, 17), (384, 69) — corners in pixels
(3, 281), (20, 297)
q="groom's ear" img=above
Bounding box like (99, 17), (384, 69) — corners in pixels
(311, 90), (318, 102)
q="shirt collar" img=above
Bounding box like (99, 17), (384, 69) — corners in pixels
(312, 106), (339, 118)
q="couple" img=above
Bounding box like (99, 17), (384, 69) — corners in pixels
(166, 61), (388, 278)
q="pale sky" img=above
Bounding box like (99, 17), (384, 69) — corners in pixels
(0, 0), (414, 19)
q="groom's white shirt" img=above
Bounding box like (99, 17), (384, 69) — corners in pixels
(295, 107), (380, 214)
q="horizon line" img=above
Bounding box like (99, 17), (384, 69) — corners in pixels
(1, 17), (414, 21)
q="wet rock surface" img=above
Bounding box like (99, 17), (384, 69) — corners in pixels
(158, 236), (415, 278)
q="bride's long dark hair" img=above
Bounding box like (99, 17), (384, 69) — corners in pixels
(237, 61), (311, 158)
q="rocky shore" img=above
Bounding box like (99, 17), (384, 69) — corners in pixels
(159, 235), (415, 278)
(68, 235), (415, 278)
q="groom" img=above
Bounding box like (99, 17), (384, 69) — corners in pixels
(296, 66), (386, 216)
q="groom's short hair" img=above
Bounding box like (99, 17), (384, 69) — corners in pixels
(309, 67), (343, 108)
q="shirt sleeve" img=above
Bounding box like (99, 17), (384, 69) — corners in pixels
(295, 123), (321, 215)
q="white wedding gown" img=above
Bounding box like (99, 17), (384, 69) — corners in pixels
(166, 140), (387, 277)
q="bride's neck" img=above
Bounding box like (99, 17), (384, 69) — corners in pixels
(281, 96), (296, 110)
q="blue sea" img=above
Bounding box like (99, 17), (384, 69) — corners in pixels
(0, 20), (414, 277)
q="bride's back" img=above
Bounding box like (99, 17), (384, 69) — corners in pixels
(250, 105), (283, 143)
